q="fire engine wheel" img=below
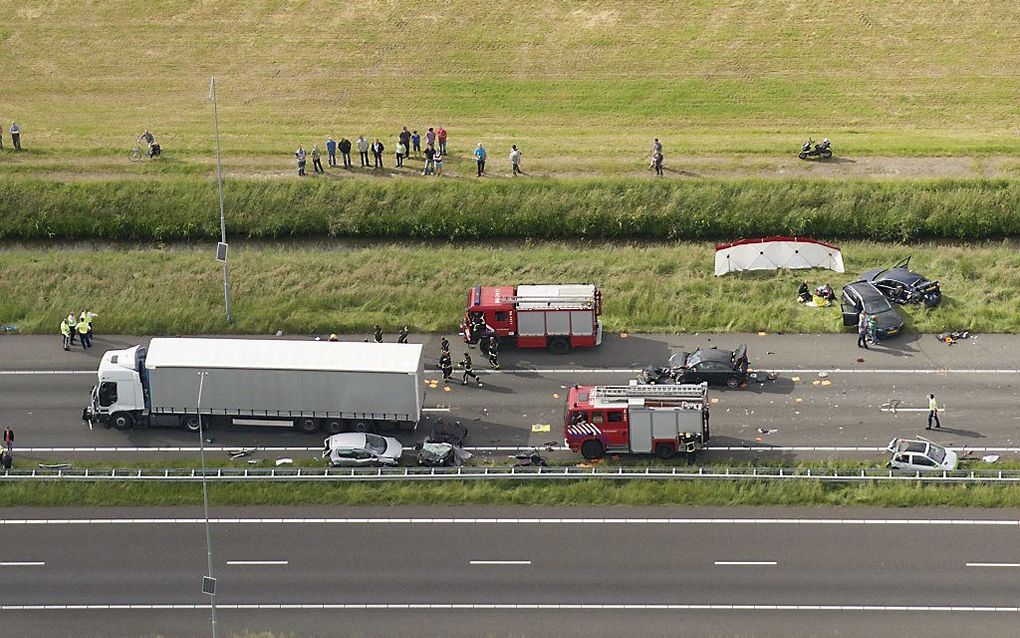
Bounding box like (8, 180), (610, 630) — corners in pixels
(655, 442), (676, 460)
(547, 338), (571, 355)
(299, 418), (320, 434)
(111, 412), (134, 430)
(726, 377), (740, 389)
(184, 416), (202, 433)
(326, 420), (344, 435)
(580, 439), (605, 460)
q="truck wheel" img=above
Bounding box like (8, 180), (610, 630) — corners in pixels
(299, 418), (320, 434)
(580, 439), (604, 460)
(352, 420), (369, 433)
(184, 416), (202, 433)
(655, 442), (676, 460)
(548, 338), (571, 355)
(726, 377), (740, 389)
(326, 420), (343, 435)
(111, 412), (134, 430)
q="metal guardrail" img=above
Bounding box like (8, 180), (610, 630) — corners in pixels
(1, 466), (1019, 483)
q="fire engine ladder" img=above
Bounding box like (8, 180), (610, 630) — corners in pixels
(593, 384), (707, 401)
(503, 295), (595, 307)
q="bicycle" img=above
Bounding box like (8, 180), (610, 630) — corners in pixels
(129, 139), (162, 162)
(128, 144), (144, 162)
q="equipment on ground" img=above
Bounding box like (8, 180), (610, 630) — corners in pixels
(564, 382), (710, 460)
(461, 284), (603, 354)
(798, 138), (832, 160)
(715, 236), (844, 276)
(82, 338), (424, 434)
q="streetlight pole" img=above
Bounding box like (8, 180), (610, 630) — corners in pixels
(209, 77), (232, 323)
(197, 372), (218, 637)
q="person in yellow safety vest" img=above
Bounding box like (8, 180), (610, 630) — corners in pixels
(60, 318), (72, 351)
(67, 312), (78, 345)
(80, 310), (97, 336)
(76, 318), (92, 350)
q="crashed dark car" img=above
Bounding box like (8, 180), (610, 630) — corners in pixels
(856, 257), (941, 307)
(841, 282), (904, 338)
(416, 420), (470, 467)
(641, 344), (752, 388)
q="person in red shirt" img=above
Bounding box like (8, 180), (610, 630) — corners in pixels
(437, 126), (448, 155)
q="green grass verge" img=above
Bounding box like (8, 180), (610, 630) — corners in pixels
(2, 241), (1018, 334)
(3, 1), (1020, 164)
(4, 178), (1020, 242)
(2, 480), (1019, 508)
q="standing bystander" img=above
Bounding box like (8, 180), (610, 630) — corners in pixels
(425, 127), (436, 149)
(326, 137), (337, 167)
(10, 122), (21, 151)
(311, 145), (324, 174)
(411, 130), (421, 156)
(399, 127), (411, 158)
(357, 136), (370, 167)
(339, 137), (352, 168)
(2, 427), (13, 453)
(60, 317), (71, 351)
(474, 143), (487, 177)
(396, 141), (406, 167)
(510, 145), (523, 175)
(437, 125), (447, 155)
(295, 146), (307, 176)
(422, 145), (436, 175)
(371, 139), (385, 168)
(856, 311), (869, 350)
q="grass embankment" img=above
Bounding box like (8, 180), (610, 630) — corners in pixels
(2, 0), (1020, 173)
(2, 241), (1018, 334)
(2, 481), (1019, 509)
(3, 178), (1020, 242)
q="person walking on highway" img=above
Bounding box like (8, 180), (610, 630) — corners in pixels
(440, 336), (450, 355)
(856, 311), (869, 350)
(510, 144), (523, 175)
(326, 136), (337, 167)
(397, 326), (409, 344)
(3, 427), (13, 453)
(76, 316), (92, 350)
(373, 324), (383, 343)
(867, 314), (879, 344)
(339, 137), (353, 168)
(357, 135), (369, 167)
(487, 337), (501, 369)
(295, 146), (307, 176)
(439, 351), (453, 382)
(66, 312), (78, 345)
(311, 145), (324, 174)
(60, 317), (72, 351)
(460, 353), (482, 387)
(474, 142), (487, 177)
(926, 394), (941, 430)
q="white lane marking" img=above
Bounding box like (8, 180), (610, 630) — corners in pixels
(470, 560), (531, 566)
(0, 561), (45, 566)
(966, 563), (1020, 568)
(0, 518), (1017, 526)
(226, 560), (288, 566)
(421, 408), (451, 413)
(1, 603), (1018, 612)
(715, 561), (776, 566)
(0, 370), (93, 376)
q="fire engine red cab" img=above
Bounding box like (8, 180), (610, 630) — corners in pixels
(564, 383), (710, 460)
(462, 284), (603, 354)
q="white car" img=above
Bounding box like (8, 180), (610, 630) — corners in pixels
(887, 438), (958, 472)
(323, 433), (403, 467)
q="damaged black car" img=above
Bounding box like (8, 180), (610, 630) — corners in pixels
(855, 257), (941, 307)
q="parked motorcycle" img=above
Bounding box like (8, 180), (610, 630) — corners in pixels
(798, 138), (832, 160)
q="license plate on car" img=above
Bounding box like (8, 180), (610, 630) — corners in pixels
(888, 328), (899, 335)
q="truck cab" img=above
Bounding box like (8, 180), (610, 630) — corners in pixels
(462, 285), (516, 342)
(84, 345), (148, 429)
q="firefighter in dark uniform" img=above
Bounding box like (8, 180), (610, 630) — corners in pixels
(373, 324), (383, 343)
(397, 326), (409, 343)
(487, 336), (500, 369)
(439, 351), (453, 382)
(469, 312), (486, 347)
(440, 336), (450, 355)
(460, 352), (482, 386)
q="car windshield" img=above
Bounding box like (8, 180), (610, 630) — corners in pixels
(927, 444), (947, 464)
(364, 434), (387, 455)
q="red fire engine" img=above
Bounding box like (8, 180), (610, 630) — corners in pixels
(564, 383), (710, 460)
(461, 284), (603, 354)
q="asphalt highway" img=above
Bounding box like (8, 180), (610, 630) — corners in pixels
(2, 332), (1020, 464)
(0, 505), (1018, 636)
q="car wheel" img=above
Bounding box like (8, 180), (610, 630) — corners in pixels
(726, 377), (740, 389)
(655, 442), (676, 460)
(580, 439), (605, 460)
(548, 338), (571, 355)
(111, 412), (133, 430)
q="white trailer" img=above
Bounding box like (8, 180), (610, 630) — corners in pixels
(83, 338), (424, 434)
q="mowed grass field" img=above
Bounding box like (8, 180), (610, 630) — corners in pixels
(2, 0), (1020, 179)
(2, 241), (1017, 335)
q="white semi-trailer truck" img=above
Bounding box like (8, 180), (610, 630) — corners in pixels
(82, 338), (424, 434)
